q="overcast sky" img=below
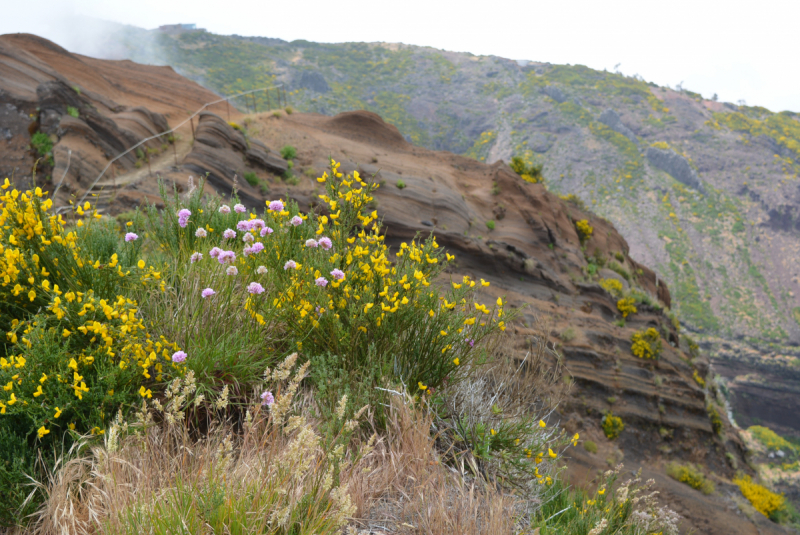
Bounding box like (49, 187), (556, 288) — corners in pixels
(2, 0), (797, 112)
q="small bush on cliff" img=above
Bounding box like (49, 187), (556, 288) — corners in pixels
(600, 278), (624, 297)
(583, 439), (598, 453)
(749, 425), (799, 455)
(607, 259), (631, 281)
(631, 327), (662, 359)
(66, 106), (79, 118)
(30, 132), (54, 165)
(666, 462), (715, 495)
(280, 145), (297, 160)
(510, 155), (543, 184)
(243, 170), (259, 187)
(574, 219), (593, 244)
(485, 219), (495, 230)
(602, 412), (624, 440)
(734, 474), (786, 519)
(617, 297), (637, 318)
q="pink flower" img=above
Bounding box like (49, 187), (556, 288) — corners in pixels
(250, 242), (264, 254)
(243, 245), (253, 256)
(171, 351), (187, 363)
(315, 277), (328, 287)
(251, 219), (265, 230)
(223, 229), (236, 240)
(177, 209), (191, 228)
(209, 247), (222, 259)
(268, 200), (284, 212)
(124, 232), (138, 242)
(466, 338), (475, 348)
(305, 239), (318, 248)
(247, 282), (265, 294)
(237, 220), (252, 232)
(243, 233), (254, 243)
(330, 268), (345, 280)
(218, 205), (231, 214)
(190, 252), (203, 263)
(218, 250), (236, 264)
(260, 391), (274, 406)
(318, 237), (333, 250)
(226, 266), (238, 276)
(201, 288), (216, 298)
(234, 203), (246, 213)
(284, 260), (297, 270)
(260, 226), (274, 237)
(290, 215), (303, 226)
(195, 228), (207, 238)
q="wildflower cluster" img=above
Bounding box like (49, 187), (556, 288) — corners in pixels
(600, 277), (623, 297)
(155, 159), (512, 416)
(734, 474), (786, 519)
(630, 327), (662, 359)
(616, 296), (637, 318)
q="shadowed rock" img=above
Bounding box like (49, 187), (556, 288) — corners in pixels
(599, 109), (637, 143)
(646, 146), (705, 194)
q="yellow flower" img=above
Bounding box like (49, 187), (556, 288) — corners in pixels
(539, 419), (546, 428)
(62, 329), (71, 337)
(429, 310), (435, 318)
(33, 385), (43, 397)
(69, 423), (76, 430)
(490, 428), (497, 436)
(496, 297), (503, 307)
(418, 382), (427, 391)
(548, 448), (557, 459)
(137, 260), (145, 269)
(54, 407), (62, 418)
(37, 426), (50, 439)
(481, 279), (490, 287)
(453, 358), (460, 366)
(572, 433), (580, 446)
(138, 385), (152, 398)
(598, 488), (605, 496)
(126, 221), (133, 226)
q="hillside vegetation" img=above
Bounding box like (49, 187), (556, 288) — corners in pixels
(110, 27), (800, 351)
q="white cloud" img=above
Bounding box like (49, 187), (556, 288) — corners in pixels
(1, 0), (798, 111)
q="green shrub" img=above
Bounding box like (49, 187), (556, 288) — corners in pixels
(280, 145), (297, 160)
(30, 132), (53, 163)
(285, 106), (293, 114)
(602, 413), (624, 439)
(396, 179), (406, 189)
(66, 106), (79, 118)
(486, 220), (496, 230)
(607, 260), (631, 281)
(243, 171), (259, 187)
(583, 440), (598, 453)
(666, 462), (715, 494)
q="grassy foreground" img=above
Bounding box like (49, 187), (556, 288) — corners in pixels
(0, 161), (679, 533)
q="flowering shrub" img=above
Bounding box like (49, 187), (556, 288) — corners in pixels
(600, 278), (623, 297)
(617, 297), (637, 318)
(140, 160), (513, 421)
(630, 327), (662, 359)
(749, 425), (799, 455)
(666, 462), (715, 495)
(510, 155), (543, 184)
(0, 184), (184, 525)
(734, 475), (786, 519)
(602, 412), (625, 440)
(574, 219), (593, 244)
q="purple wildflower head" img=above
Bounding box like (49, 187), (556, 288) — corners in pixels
(243, 245), (253, 256)
(226, 265), (238, 276)
(195, 228), (207, 238)
(178, 209), (191, 219)
(234, 203), (246, 214)
(247, 282), (265, 294)
(171, 351), (187, 363)
(260, 226), (274, 237)
(330, 268), (345, 281)
(237, 220), (252, 232)
(190, 252), (203, 263)
(218, 250), (236, 264)
(305, 239), (318, 248)
(124, 232), (138, 242)
(268, 200), (284, 212)
(467, 338), (475, 348)
(284, 260), (297, 270)
(177, 209), (191, 229)
(290, 215), (303, 226)
(250, 242), (264, 254)
(243, 233), (254, 243)
(318, 237), (333, 250)
(209, 247), (222, 259)
(315, 277), (328, 287)
(219, 205), (231, 214)
(223, 229), (236, 240)
(251, 219), (265, 230)
(260, 391), (275, 406)
(201, 288), (216, 298)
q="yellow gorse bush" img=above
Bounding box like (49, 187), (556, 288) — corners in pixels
(734, 475), (785, 518)
(574, 219), (593, 243)
(600, 278), (623, 297)
(617, 297), (637, 318)
(630, 327), (661, 359)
